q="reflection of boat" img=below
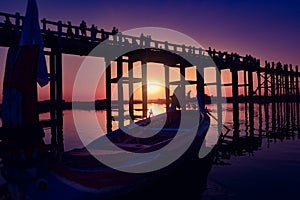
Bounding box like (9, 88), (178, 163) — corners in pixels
(2, 110), (210, 199)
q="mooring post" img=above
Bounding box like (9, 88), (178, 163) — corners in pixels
(164, 64), (170, 111)
(142, 60), (148, 118)
(105, 57), (112, 133)
(128, 60), (134, 120)
(50, 49), (57, 146)
(117, 58), (124, 127)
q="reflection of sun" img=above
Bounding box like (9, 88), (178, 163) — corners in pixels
(147, 81), (162, 94)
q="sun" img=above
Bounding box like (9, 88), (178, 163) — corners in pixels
(147, 81), (163, 94)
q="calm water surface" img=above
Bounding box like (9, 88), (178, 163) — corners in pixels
(40, 103), (300, 199)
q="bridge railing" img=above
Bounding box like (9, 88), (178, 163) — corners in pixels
(1, 12), (298, 73)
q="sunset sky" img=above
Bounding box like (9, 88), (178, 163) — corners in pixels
(0, 0), (299, 102)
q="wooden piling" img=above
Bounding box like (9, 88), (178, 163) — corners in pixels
(49, 49), (57, 146)
(142, 60), (148, 118)
(165, 65), (170, 111)
(231, 62), (239, 136)
(105, 58), (112, 133)
(117, 58), (124, 127)
(128, 60), (134, 120)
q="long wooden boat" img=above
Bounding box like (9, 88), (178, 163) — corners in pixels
(1, 109), (210, 199)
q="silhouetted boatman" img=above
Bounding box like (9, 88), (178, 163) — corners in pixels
(168, 84), (184, 112)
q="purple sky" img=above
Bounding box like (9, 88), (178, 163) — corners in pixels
(0, 0), (299, 100)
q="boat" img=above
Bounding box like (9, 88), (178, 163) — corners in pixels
(1, 109), (210, 200)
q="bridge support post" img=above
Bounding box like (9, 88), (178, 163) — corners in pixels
(284, 64), (290, 129)
(50, 49), (57, 146)
(271, 63), (276, 131)
(128, 60), (134, 120)
(117, 58), (124, 127)
(105, 58), (112, 133)
(231, 63), (239, 137)
(248, 62), (254, 136)
(296, 66), (300, 132)
(142, 60), (148, 118)
(216, 66), (222, 135)
(180, 61), (186, 111)
(196, 62), (205, 111)
(165, 65), (170, 111)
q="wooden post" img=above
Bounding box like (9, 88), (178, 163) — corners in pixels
(180, 61), (186, 111)
(284, 64), (290, 129)
(196, 63), (205, 111)
(257, 67), (262, 102)
(105, 58), (112, 133)
(296, 66), (299, 132)
(142, 60), (147, 118)
(276, 63), (281, 128)
(128, 60), (134, 120)
(248, 62), (254, 135)
(117, 58), (124, 127)
(15, 12), (20, 39)
(216, 66), (222, 134)
(55, 48), (64, 152)
(231, 63), (239, 136)
(270, 62), (276, 131)
(165, 65), (170, 111)
(50, 50), (57, 146)
(264, 62), (269, 102)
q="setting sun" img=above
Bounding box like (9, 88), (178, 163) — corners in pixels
(147, 81), (163, 95)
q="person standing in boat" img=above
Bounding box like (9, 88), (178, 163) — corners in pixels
(168, 84), (184, 112)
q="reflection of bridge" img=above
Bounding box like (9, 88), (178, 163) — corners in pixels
(0, 12), (299, 151)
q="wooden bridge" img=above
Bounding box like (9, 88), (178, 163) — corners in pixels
(0, 12), (299, 151)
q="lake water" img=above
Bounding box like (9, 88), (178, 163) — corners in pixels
(39, 102), (300, 199)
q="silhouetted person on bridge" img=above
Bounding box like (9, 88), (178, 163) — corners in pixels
(4, 15), (12, 30)
(66, 21), (74, 38)
(79, 20), (87, 37)
(90, 24), (98, 41)
(112, 26), (118, 35)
